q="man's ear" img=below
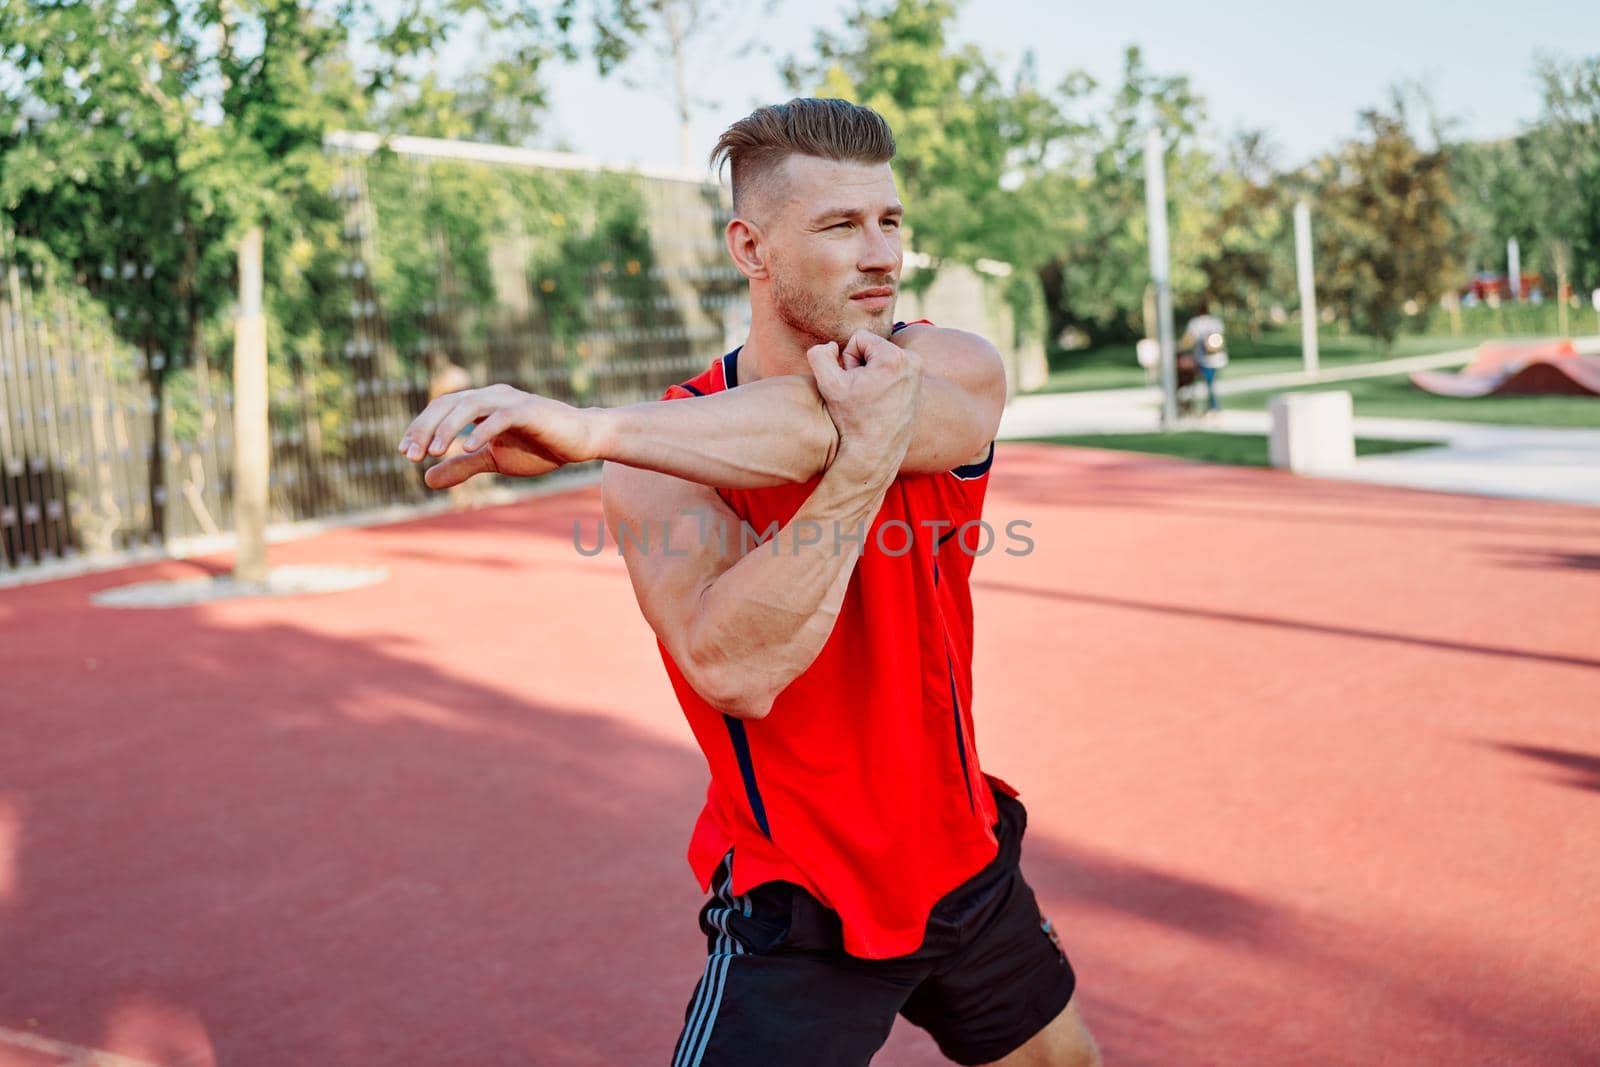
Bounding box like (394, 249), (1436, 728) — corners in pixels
(726, 217), (770, 282)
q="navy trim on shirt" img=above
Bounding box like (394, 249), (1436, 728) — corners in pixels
(723, 715), (771, 839)
(722, 347), (740, 388)
(950, 441), (994, 481)
(678, 381), (704, 397)
(945, 655), (977, 814)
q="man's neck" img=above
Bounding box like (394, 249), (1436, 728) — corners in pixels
(734, 310), (827, 385)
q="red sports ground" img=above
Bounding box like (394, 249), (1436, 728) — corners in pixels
(2, 444), (1596, 1066)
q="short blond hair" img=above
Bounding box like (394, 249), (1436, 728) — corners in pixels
(710, 98), (896, 215)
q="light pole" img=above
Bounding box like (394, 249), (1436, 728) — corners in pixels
(1143, 126), (1177, 429)
(1294, 199), (1319, 374)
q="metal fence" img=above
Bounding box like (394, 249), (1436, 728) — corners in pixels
(0, 135), (745, 578)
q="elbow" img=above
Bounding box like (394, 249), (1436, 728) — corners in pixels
(720, 692), (776, 722)
(680, 597), (777, 719)
(682, 629), (776, 720)
(689, 662), (775, 720)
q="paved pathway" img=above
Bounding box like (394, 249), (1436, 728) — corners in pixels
(1000, 337), (1600, 507)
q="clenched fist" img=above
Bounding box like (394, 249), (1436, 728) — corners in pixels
(805, 329), (922, 484)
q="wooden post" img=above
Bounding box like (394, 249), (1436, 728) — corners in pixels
(1555, 242), (1571, 339)
(233, 226), (268, 584)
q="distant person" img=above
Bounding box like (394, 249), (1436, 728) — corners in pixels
(1181, 311), (1227, 414)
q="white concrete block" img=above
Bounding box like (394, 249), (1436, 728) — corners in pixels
(1268, 391), (1356, 474)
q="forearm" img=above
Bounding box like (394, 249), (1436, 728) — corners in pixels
(595, 376), (837, 489)
(593, 372), (991, 489)
(688, 456), (892, 719)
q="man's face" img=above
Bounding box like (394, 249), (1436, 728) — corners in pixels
(757, 156), (904, 345)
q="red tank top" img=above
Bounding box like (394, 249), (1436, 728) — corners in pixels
(656, 322), (1015, 959)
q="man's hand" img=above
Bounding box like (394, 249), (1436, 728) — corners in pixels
(398, 384), (600, 489)
(805, 329), (922, 484)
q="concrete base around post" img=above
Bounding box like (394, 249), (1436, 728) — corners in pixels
(1269, 391), (1356, 474)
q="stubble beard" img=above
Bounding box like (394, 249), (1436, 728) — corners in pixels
(772, 270), (896, 346)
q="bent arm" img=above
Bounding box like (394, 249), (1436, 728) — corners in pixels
(595, 325), (1004, 489)
(603, 455), (893, 720)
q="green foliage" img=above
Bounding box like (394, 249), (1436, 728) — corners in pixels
(1308, 108), (1459, 350)
(785, 0), (1082, 270)
(1188, 132), (1295, 334)
(358, 154), (667, 408)
(364, 154), (505, 363)
(784, 6), (1592, 358)
(0, 0), (640, 533)
(1527, 54), (1600, 290)
(1227, 371), (1600, 429)
(529, 179), (660, 340)
(1022, 431), (1441, 467)
(1448, 137), (1539, 276)
(0, 0), (638, 369)
(1002, 271), (1044, 347)
(786, 3), (1214, 347)
(1032, 47), (1209, 344)
(1413, 299), (1573, 338)
(1444, 54), (1600, 294)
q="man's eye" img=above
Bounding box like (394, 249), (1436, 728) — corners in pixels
(883, 218), (901, 230)
(829, 222), (852, 231)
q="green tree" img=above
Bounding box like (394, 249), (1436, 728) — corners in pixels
(1527, 53), (1600, 290)
(1448, 136), (1539, 278)
(1032, 46), (1210, 346)
(1190, 131), (1294, 337)
(0, 0), (634, 537)
(1310, 105), (1458, 349)
(1444, 54), (1600, 311)
(787, 8), (1219, 349)
(785, 0), (1083, 283)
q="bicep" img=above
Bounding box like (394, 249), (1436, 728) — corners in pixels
(600, 461), (743, 664)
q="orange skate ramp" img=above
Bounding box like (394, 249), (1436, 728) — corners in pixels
(1411, 339), (1600, 398)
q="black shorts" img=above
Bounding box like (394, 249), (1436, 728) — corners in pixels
(671, 786), (1077, 1067)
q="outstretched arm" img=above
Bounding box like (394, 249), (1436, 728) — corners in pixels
(599, 323), (1002, 482)
(398, 325), (1003, 491)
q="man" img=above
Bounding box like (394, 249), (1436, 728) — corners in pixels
(1180, 310), (1227, 415)
(399, 98), (1098, 1067)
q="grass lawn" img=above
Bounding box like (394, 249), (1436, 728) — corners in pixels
(1022, 432), (1445, 468)
(1225, 374), (1600, 429)
(1031, 331), (1521, 395)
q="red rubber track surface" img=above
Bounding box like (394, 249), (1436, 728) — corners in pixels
(2, 444), (1597, 1066)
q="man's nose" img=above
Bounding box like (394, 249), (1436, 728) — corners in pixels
(857, 226), (899, 275)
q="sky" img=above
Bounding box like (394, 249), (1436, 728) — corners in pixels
(521, 0), (1599, 176)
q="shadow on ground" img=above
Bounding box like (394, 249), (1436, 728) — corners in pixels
(0, 612), (709, 1066)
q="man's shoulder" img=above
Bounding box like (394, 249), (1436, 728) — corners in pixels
(889, 319), (937, 345)
(662, 349), (737, 401)
(890, 320), (993, 347)
(890, 322), (1004, 374)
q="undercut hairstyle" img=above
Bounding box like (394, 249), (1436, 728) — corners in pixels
(710, 98), (896, 217)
